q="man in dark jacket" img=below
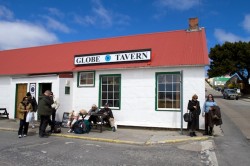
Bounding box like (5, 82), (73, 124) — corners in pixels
(99, 103), (116, 132)
(38, 90), (53, 138)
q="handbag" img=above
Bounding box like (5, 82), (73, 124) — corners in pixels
(183, 111), (192, 122)
(26, 112), (33, 122)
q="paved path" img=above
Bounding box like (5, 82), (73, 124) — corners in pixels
(0, 119), (209, 145)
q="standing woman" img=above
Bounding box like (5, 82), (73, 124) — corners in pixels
(203, 94), (217, 136)
(187, 94), (201, 137)
(18, 96), (33, 138)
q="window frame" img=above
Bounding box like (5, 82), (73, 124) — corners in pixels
(99, 74), (121, 110)
(77, 71), (95, 87)
(155, 72), (181, 111)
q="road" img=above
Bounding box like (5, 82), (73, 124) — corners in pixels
(0, 130), (208, 166)
(0, 83), (249, 166)
(205, 83), (250, 166)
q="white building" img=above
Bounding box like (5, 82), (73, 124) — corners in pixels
(0, 18), (209, 129)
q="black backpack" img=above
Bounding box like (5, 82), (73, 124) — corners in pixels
(73, 119), (91, 134)
(53, 121), (62, 133)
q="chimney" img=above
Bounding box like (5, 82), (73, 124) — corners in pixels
(188, 17), (199, 31)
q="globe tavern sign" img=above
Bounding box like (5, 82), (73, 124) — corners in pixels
(74, 49), (151, 65)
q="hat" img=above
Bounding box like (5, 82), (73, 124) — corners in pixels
(92, 104), (97, 108)
(79, 109), (88, 115)
(26, 92), (31, 97)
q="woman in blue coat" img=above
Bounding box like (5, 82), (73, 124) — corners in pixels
(202, 94), (217, 136)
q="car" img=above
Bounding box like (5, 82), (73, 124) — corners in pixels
(215, 87), (222, 92)
(223, 89), (239, 100)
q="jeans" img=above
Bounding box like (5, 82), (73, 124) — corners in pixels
(18, 119), (29, 135)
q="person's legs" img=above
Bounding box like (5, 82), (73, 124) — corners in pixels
(204, 113), (209, 135)
(108, 118), (116, 132)
(39, 115), (50, 137)
(68, 118), (77, 133)
(189, 123), (194, 137)
(209, 126), (213, 136)
(50, 109), (56, 132)
(23, 122), (29, 136)
(39, 115), (44, 137)
(88, 115), (97, 124)
(30, 112), (35, 128)
(18, 120), (25, 137)
(192, 116), (197, 136)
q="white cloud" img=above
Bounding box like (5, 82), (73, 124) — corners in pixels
(156, 0), (200, 10)
(0, 5), (60, 50)
(74, 15), (96, 26)
(92, 0), (113, 27)
(42, 16), (71, 33)
(0, 21), (58, 50)
(0, 5), (14, 20)
(46, 7), (64, 18)
(74, 0), (130, 28)
(214, 29), (245, 43)
(242, 14), (250, 33)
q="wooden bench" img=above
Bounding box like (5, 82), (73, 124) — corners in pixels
(0, 108), (9, 119)
(90, 113), (110, 133)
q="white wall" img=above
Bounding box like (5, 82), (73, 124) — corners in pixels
(57, 78), (73, 121)
(0, 76), (12, 113)
(183, 68), (206, 129)
(9, 75), (59, 119)
(72, 66), (206, 129)
(1, 66), (206, 129)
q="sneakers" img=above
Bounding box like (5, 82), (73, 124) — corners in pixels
(112, 127), (116, 132)
(19, 135), (27, 138)
(67, 129), (73, 133)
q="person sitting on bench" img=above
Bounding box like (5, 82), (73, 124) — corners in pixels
(88, 104), (99, 124)
(99, 103), (116, 132)
(67, 109), (87, 133)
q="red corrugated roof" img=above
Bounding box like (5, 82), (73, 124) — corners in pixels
(0, 29), (209, 75)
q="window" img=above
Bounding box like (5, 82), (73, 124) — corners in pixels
(99, 74), (121, 109)
(156, 72), (181, 111)
(77, 71), (95, 87)
(65, 86), (70, 94)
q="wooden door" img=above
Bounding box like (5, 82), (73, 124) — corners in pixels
(15, 84), (27, 118)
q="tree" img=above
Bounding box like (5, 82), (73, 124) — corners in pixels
(208, 41), (250, 86)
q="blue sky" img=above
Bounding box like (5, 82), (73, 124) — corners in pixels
(0, 0), (250, 52)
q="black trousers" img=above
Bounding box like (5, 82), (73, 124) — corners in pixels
(205, 113), (213, 134)
(88, 115), (98, 124)
(188, 116), (198, 132)
(51, 109), (56, 123)
(18, 119), (29, 135)
(39, 115), (50, 137)
(48, 109), (56, 131)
